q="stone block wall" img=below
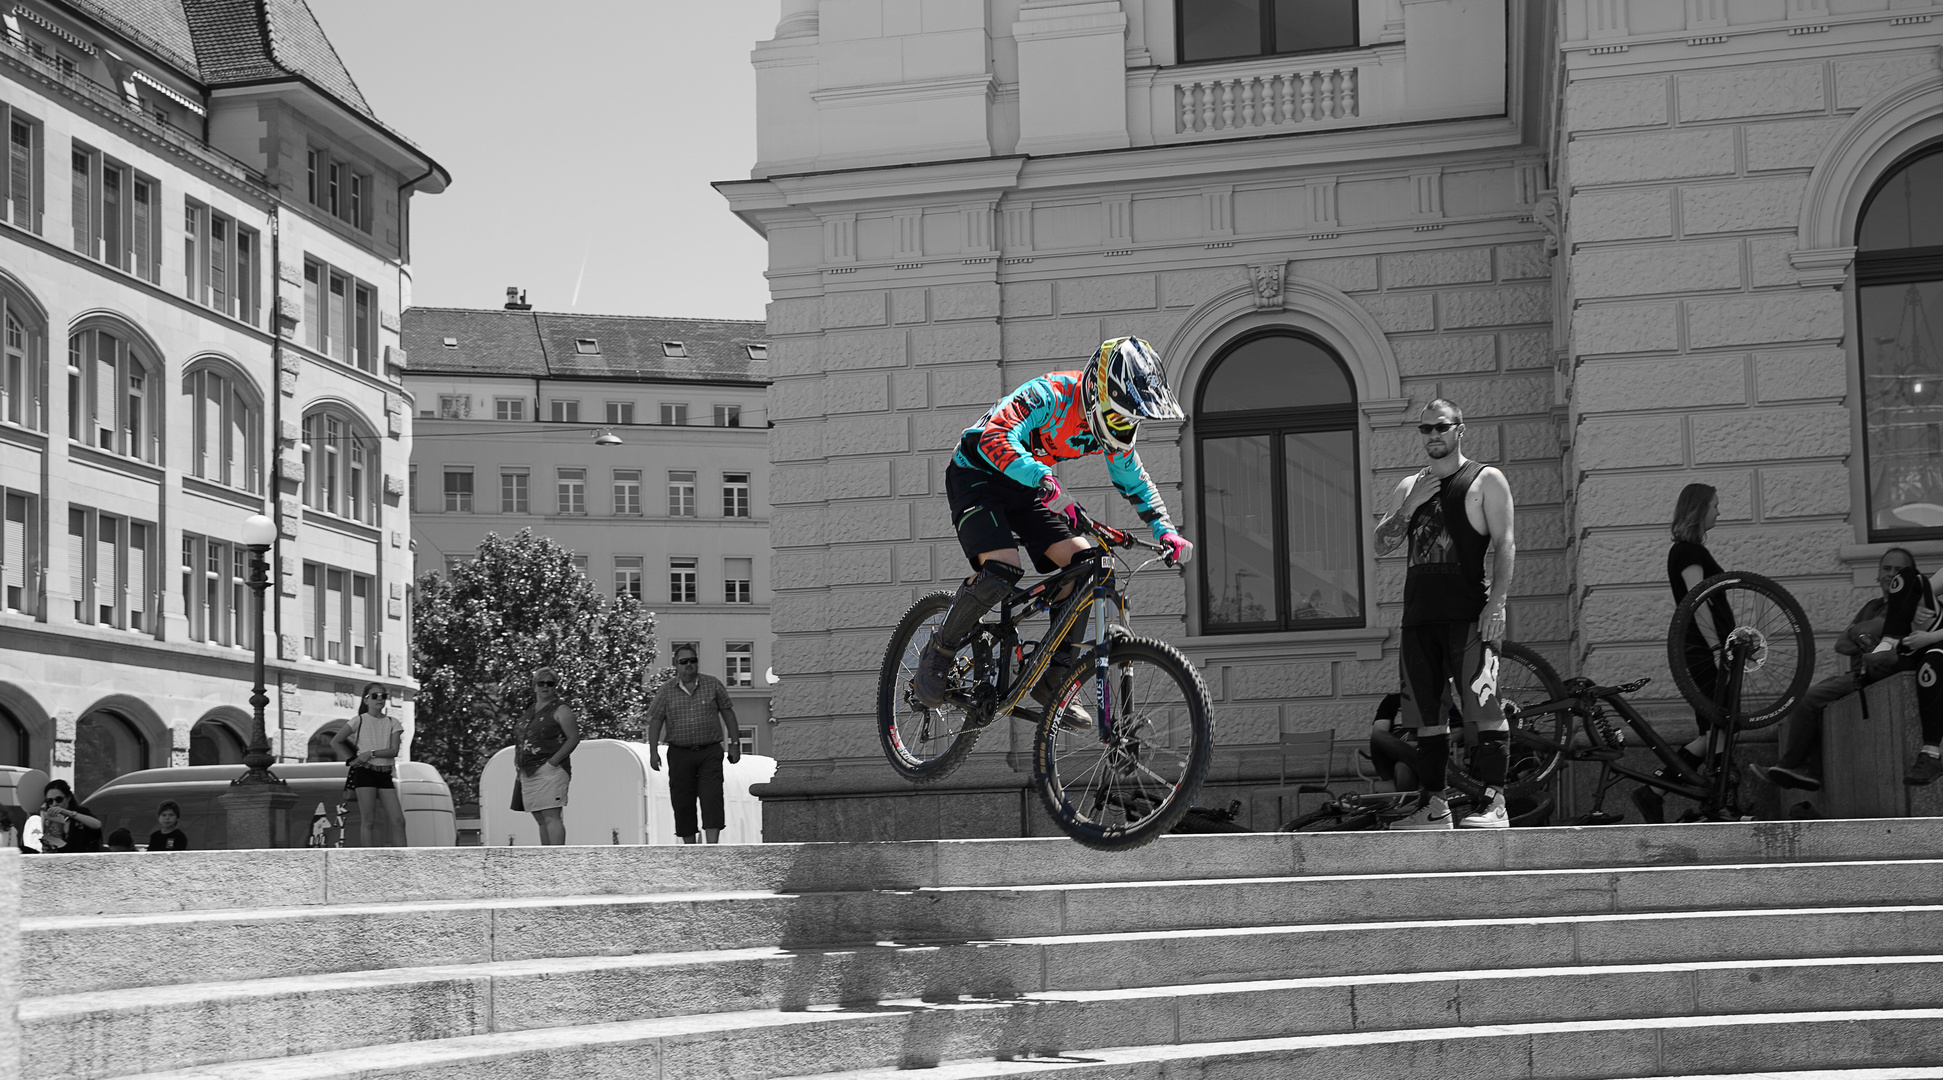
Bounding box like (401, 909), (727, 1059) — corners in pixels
(1560, 48), (1924, 702)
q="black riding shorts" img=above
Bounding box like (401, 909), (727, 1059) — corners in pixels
(945, 463), (1077, 574)
(1399, 621), (1499, 732)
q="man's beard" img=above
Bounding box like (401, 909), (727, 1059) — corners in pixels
(1425, 442), (1454, 459)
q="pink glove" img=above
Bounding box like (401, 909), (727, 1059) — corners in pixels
(1160, 532), (1193, 565)
(1037, 472), (1062, 505)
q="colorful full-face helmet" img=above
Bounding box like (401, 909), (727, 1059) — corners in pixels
(1086, 336), (1184, 452)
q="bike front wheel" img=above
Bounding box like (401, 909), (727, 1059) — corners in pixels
(1031, 636), (1213, 851)
(877, 591), (987, 783)
(1667, 570), (1815, 730)
(1446, 640), (1571, 801)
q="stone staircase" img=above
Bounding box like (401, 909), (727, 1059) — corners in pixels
(16, 819), (1943, 1079)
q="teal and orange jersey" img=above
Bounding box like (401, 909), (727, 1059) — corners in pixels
(952, 371), (1178, 541)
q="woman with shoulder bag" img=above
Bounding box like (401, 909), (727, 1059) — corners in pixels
(517, 666), (580, 846)
(332, 683), (408, 847)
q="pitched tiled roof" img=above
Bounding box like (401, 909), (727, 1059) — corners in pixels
(66, 0), (377, 121)
(402, 308), (771, 385)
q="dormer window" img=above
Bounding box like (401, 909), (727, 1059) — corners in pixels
(441, 336), (457, 348)
(575, 338), (600, 355)
(662, 342), (687, 358)
(746, 344), (768, 360)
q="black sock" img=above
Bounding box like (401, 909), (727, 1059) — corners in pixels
(1417, 731), (1450, 798)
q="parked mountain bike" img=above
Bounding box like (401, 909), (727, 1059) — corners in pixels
(1487, 570), (1815, 821)
(876, 501), (1212, 851)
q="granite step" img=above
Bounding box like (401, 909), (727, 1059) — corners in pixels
(26, 858), (1943, 994)
(108, 1008), (1943, 1080)
(24, 818), (1943, 917)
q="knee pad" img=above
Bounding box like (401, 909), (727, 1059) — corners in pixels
(969, 560), (1025, 604)
(939, 561), (1025, 647)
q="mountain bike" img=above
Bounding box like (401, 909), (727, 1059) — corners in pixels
(1492, 571), (1814, 821)
(876, 501), (1212, 851)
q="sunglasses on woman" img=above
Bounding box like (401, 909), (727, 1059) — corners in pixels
(534, 680), (559, 687)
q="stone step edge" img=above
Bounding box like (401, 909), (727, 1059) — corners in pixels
(112, 1006), (1943, 1080)
(34, 856), (1943, 929)
(1633, 1072), (1943, 1080)
(28, 945), (1943, 1024)
(791, 1008), (1943, 1080)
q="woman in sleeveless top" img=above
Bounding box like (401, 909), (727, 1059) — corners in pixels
(1638, 483), (1730, 822)
(332, 682), (408, 846)
(519, 666), (581, 845)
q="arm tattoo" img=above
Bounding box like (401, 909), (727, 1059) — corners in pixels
(1374, 511), (1409, 556)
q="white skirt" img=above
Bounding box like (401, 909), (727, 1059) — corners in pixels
(519, 762), (570, 812)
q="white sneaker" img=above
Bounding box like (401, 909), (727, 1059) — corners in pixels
(1456, 788), (1510, 829)
(1389, 795), (1452, 831)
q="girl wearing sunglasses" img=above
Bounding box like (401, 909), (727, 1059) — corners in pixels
(332, 682), (407, 846)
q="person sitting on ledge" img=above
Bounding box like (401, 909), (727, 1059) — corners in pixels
(1766, 548), (1943, 790)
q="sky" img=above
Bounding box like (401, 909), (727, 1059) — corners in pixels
(308, 1), (780, 322)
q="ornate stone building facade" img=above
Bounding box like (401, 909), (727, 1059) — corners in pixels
(0, 0), (443, 796)
(722, 0), (1943, 838)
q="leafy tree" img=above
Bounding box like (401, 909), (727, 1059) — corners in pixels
(411, 529), (657, 806)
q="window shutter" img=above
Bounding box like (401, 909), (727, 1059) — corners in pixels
(101, 166), (121, 268)
(327, 275), (347, 361)
(199, 373), (221, 478)
(303, 564), (318, 658)
(209, 218), (229, 316)
(97, 516), (118, 622)
(325, 568), (344, 661)
(67, 511), (86, 614)
(70, 151), (89, 253)
(3, 495), (25, 592)
(230, 386), (249, 489)
(128, 522), (147, 628)
(303, 266), (321, 350)
(131, 179), (152, 281)
(95, 350), (116, 445)
(350, 576), (368, 665)
(8, 120), (31, 229)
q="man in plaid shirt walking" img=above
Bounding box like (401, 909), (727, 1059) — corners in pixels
(647, 644), (745, 844)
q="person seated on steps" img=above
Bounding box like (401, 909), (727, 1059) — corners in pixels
(1764, 548), (1943, 791)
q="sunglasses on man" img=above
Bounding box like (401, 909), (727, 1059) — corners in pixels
(1418, 421), (1459, 435)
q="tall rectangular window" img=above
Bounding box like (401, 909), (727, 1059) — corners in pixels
(660, 403), (687, 426)
(3, 490), (37, 614)
(65, 508), (150, 631)
(69, 147), (157, 279)
(668, 470), (696, 517)
(549, 399), (579, 422)
(303, 561), (376, 669)
(669, 557), (697, 604)
(443, 469), (473, 512)
(5, 108), (40, 233)
(725, 557), (752, 604)
(187, 367), (261, 492)
(495, 397), (525, 421)
(557, 468), (586, 515)
(327, 271), (348, 362)
(614, 556), (643, 601)
(70, 147), (89, 254)
(723, 473), (751, 518)
(613, 470), (641, 515)
(1177, 0), (1357, 64)
(500, 470), (529, 513)
(726, 642), (754, 687)
(348, 172), (365, 230)
(303, 261), (322, 347)
(714, 405), (741, 427)
(606, 402), (633, 425)
(353, 284), (374, 372)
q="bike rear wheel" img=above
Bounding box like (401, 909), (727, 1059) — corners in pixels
(1667, 570), (1815, 730)
(1031, 636), (1213, 851)
(1446, 640), (1570, 801)
(877, 591), (987, 783)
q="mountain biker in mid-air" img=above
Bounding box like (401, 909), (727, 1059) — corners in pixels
(911, 336), (1195, 725)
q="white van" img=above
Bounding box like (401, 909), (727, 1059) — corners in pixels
(480, 739), (775, 846)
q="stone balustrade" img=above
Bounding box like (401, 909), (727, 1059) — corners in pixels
(1169, 64), (1360, 137)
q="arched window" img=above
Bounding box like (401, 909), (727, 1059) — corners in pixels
(188, 716), (247, 765)
(1, 286), (46, 431)
(74, 708), (149, 800)
(1196, 331), (1362, 632)
(183, 361), (263, 492)
(1858, 147), (1943, 538)
(302, 406), (380, 525)
(68, 325), (159, 463)
(306, 721), (346, 762)
(0, 704), (29, 768)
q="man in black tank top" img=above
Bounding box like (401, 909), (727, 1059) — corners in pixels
(1373, 398), (1518, 830)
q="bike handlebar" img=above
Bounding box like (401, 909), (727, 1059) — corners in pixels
(1059, 499), (1174, 564)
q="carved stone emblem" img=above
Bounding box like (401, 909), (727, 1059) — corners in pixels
(1248, 263), (1286, 309)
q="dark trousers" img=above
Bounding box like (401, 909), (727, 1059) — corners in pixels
(667, 742), (726, 837)
(1777, 650), (1924, 772)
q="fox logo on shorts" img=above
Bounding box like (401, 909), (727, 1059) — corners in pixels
(1922, 661), (1938, 689)
(1470, 644), (1500, 707)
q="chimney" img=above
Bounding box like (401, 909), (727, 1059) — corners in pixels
(504, 287), (531, 311)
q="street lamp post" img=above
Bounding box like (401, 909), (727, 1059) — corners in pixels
(236, 514), (285, 787)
